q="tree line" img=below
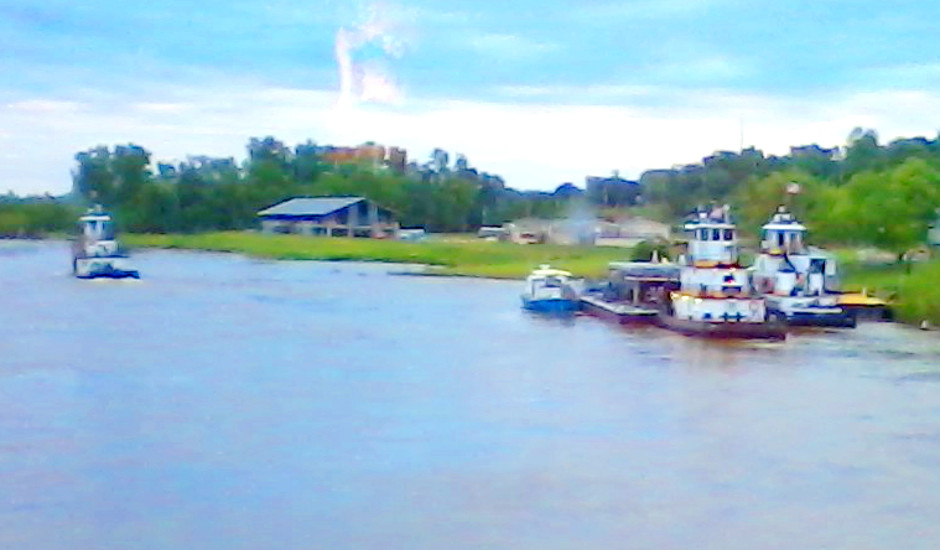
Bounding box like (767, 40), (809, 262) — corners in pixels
(3, 128), (940, 256)
(0, 194), (81, 238)
(657, 128), (940, 255)
(65, 138), (582, 235)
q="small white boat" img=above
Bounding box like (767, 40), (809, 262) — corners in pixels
(71, 206), (140, 279)
(521, 265), (580, 313)
(751, 206), (854, 327)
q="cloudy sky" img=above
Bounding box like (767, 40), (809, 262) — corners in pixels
(2, 0), (939, 195)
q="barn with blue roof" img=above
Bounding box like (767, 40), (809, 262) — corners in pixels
(257, 196), (399, 238)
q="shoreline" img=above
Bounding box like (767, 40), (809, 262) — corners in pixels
(122, 232), (939, 327)
(122, 231), (632, 280)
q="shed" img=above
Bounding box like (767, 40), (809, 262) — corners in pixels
(258, 196), (399, 238)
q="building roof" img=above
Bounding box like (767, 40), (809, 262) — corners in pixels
(258, 197), (366, 218)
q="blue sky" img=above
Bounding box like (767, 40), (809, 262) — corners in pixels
(2, 0), (940, 194)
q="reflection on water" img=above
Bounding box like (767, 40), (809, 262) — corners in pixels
(2, 241), (940, 550)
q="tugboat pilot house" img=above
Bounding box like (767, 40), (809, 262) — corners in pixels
(257, 196), (399, 238)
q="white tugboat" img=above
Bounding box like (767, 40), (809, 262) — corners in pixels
(659, 206), (785, 340)
(71, 206), (140, 279)
(751, 206), (855, 327)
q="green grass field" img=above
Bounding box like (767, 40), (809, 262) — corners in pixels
(123, 232), (633, 279)
(839, 253), (940, 325)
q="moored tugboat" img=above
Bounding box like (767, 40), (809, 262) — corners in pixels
(751, 206), (855, 327)
(659, 206), (785, 340)
(71, 206), (140, 280)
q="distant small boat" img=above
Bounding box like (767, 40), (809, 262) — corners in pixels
(71, 206), (140, 280)
(521, 265), (580, 313)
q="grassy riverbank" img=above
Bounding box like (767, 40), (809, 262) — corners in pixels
(123, 232), (631, 279)
(840, 255), (940, 325)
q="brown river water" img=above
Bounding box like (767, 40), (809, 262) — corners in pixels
(2, 240), (940, 549)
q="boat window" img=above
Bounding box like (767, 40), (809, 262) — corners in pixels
(101, 221), (115, 240)
(724, 229), (734, 241)
(777, 232), (785, 247)
(698, 228), (708, 240)
(712, 228), (721, 241)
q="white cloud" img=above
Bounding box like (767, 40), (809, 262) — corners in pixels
(468, 33), (558, 60)
(868, 61), (940, 79)
(653, 55), (752, 82)
(571, 0), (724, 22)
(495, 84), (658, 101)
(3, 82), (940, 195)
(132, 102), (196, 115)
(5, 99), (83, 114)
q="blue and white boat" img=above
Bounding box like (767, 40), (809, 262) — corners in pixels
(521, 265), (580, 313)
(751, 206), (854, 327)
(71, 206), (140, 280)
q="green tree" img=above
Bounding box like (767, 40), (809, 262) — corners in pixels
(733, 170), (825, 235)
(841, 128), (883, 182)
(844, 158), (940, 255)
(73, 146), (115, 205)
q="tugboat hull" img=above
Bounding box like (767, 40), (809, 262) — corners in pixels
(778, 308), (857, 328)
(74, 256), (140, 279)
(658, 313), (786, 340)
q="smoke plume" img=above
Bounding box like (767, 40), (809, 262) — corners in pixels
(335, 2), (405, 107)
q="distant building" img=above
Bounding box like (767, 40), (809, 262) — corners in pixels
(258, 197), (399, 238)
(595, 217), (671, 248)
(316, 143), (406, 172)
(790, 144), (839, 160)
(387, 147), (407, 173)
(503, 218), (595, 246)
(477, 226), (510, 241)
(503, 216), (671, 247)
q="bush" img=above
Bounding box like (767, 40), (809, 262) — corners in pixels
(630, 240), (671, 262)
